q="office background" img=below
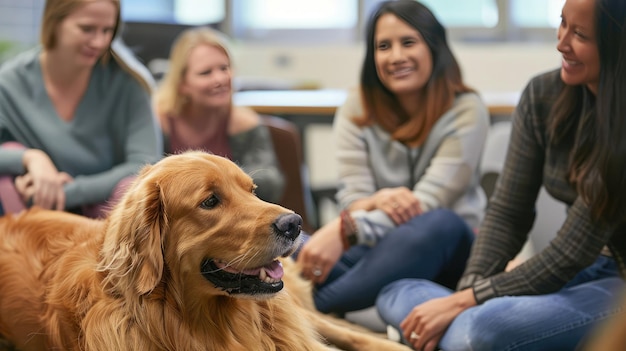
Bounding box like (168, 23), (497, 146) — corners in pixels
(1, 0), (562, 94)
(0, 0), (567, 254)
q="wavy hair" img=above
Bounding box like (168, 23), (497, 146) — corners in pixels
(356, 0), (473, 146)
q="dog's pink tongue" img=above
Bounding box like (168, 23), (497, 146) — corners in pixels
(264, 260), (284, 279)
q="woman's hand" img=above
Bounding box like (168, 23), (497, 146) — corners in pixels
(297, 217), (343, 284)
(14, 173), (36, 203)
(21, 149), (72, 210)
(400, 288), (476, 351)
(372, 187), (422, 225)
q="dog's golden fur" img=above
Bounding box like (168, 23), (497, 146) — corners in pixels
(579, 290), (626, 351)
(0, 152), (409, 351)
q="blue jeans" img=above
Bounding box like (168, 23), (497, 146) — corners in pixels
(376, 255), (624, 351)
(311, 209), (475, 314)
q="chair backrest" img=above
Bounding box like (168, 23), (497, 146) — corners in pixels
(480, 121), (512, 201)
(261, 115), (316, 233)
(479, 120), (567, 261)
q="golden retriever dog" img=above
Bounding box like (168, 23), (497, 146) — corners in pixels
(0, 151), (410, 351)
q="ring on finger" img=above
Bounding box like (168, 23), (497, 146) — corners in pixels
(312, 267), (322, 277)
(410, 331), (420, 340)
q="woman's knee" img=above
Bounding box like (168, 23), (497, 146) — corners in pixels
(0, 176), (26, 215)
(391, 209), (474, 252)
(440, 301), (509, 350)
(111, 176), (135, 202)
(443, 296), (553, 351)
(417, 209), (473, 238)
(0, 143), (29, 214)
(376, 279), (448, 328)
(81, 176), (136, 219)
(401, 209), (470, 238)
(1, 142), (26, 150)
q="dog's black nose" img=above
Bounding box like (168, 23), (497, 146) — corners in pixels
(273, 213), (302, 241)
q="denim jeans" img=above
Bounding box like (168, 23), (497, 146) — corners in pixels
(376, 255), (624, 351)
(310, 209), (475, 314)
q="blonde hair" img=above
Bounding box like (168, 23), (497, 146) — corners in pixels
(40, 0), (152, 91)
(154, 27), (233, 128)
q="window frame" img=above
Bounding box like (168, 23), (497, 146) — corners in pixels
(120, 0), (563, 44)
(226, 0), (363, 44)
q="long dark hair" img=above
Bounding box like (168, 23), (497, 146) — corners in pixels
(549, 0), (626, 223)
(357, 0), (473, 146)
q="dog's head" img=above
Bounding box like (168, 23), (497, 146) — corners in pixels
(99, 151), (302, 299)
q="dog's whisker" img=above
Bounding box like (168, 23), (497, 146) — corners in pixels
(198, 252), (252, 275)
(225, 251), (260, 270)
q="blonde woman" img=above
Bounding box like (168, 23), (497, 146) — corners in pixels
(154, 27), (284, 203)
(0, 0), (162, 217)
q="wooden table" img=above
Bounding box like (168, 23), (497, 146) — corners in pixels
(234, 89), (520, 118)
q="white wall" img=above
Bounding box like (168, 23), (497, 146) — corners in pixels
(231, 41), (561, 95)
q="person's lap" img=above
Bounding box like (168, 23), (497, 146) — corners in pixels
(377, 255), (624, 351)
(0, 141), (134, 219)
(313, 209), (475, 314)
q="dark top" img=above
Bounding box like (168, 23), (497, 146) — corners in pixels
(458, 69), (625, 303)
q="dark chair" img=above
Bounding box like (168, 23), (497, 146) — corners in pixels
(261, 115), (316, 233)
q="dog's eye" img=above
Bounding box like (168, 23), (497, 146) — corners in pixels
(200, 195), (220, 209)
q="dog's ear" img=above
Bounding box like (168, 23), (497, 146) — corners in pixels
(100, 166), (167, 296)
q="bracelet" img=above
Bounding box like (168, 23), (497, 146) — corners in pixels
(339, 210), (358, 251)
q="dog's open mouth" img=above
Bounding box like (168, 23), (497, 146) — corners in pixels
(201, 258), (285, 296)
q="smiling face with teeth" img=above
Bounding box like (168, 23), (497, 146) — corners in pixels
(138, 152), (303, 300)
(556, 0), (600, 93)
(373, 13), (433, 98)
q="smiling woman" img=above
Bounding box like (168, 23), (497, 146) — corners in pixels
(153, 26), (285, 204)
(376, 0), (626, 350)
(556, 0), (600, 91)
(295, 0), (489, 320)
(373, 13), (433, 104)
(0, 0), (162, 218)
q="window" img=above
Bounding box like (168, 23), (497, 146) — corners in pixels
(120, 0), (566, 43)
(510, 0), (565, 28)
(121, 0), (224, 25)
(414, 0), (501, 42)
(175, 0), (225, 25)
(418, 0), (498, 28)
(230, 0), (359, 43)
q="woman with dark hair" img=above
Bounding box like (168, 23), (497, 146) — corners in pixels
(376, 0), (626, 350)
(297, 0), (489, 316)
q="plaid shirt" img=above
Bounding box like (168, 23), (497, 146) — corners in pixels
(458, 69), (625, 304)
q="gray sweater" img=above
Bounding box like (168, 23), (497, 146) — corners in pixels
(0, 48), (162, 209)
(334, 90), (489, 246)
